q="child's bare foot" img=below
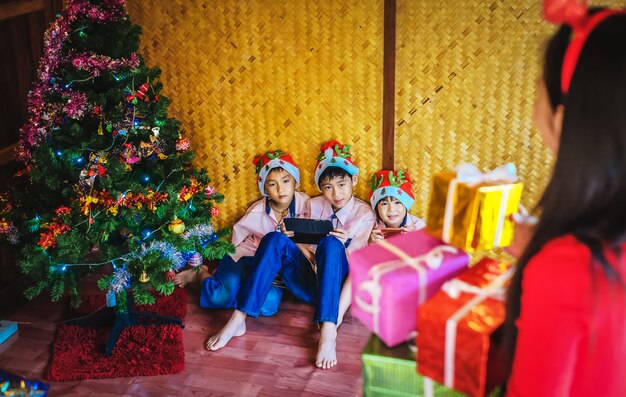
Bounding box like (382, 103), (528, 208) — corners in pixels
(315, 322), (337, 369)
(173, 268), (198, 288)
(174, 266), (210, 288)
(206, 310), (247, 351)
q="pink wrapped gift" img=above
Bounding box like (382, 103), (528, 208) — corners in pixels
(349, 230), (469, 347)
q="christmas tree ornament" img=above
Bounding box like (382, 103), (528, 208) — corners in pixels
(187, 252), (203, 267)
(139, 140), (155, 157)
(119, 227), (131, 239)
(165, 270), (176, 282)
(97, 120), (104, 135)
(135, 83), (150, 101)
(168, 217), (185, 234)
(151, 127), (160, 137)
(106, 290), (116, 307)
(176, 137), (190, 152)
(139, 270), (150, 283)
(205, 185), (216, 197)
(211, 207), (219, 217)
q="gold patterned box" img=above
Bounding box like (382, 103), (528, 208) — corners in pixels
(426, 164), (523, 253)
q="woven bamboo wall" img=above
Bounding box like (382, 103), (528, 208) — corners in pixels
(395, 0), (623, 220)
(395, 0), (551, 220)
(126, 0), (384, 228)
(126, 0), (623, 228)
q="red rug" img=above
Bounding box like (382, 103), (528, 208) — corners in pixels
(47, 288), (187, 381)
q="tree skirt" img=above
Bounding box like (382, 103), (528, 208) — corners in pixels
(47, 288), (187, 381)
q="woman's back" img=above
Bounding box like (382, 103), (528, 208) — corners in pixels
(507, 235), (626, 396)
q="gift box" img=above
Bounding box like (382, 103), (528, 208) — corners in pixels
(426, 163), (523, 253)
(350, 230), (469, 347)
(417, 257), (512, 397)
(0, 321), (17, 345)
(0, 369), (49, 396)
(363, 335), (499, 397)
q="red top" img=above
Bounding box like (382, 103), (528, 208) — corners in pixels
(507, 235), (626, 397)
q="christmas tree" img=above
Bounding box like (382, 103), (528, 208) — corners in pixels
(0, 0), (233, 321)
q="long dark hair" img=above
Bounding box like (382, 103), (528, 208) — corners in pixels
(503, 12), (626, 380)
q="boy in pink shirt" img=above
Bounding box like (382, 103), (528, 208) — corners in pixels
(368, 169), (426, 242)
(174, 150), (309, 316)
(206, 140), (376, 370)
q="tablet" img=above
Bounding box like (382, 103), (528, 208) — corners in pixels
(283, 218), (333, 244)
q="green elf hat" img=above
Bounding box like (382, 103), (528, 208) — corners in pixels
(369, 169), (415, 211)
(252, 150), (300, 196)
(314, 140), (359, 189)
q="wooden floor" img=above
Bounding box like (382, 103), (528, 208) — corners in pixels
(0, 287), (371, 396)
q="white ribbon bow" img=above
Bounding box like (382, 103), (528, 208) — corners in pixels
(455, 162), (518, 184)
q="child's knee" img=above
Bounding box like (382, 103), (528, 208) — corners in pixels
(318, 235), (343, 251)
(261, 231), (289, 245)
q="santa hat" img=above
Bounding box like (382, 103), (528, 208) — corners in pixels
(252, 150), (300, 196)
(314, 140), (359, 188)
(369, 169), (415, 211)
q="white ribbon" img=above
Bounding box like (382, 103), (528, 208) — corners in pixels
(354, 242), (459, 335)
(441, 163), (518, 246)
(442, 266), (514, 388)
(423, 377), (435, 397)
(441, 277), (506, 301)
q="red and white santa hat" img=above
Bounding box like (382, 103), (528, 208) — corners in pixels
(252, 150), (300, 196)
(314, 140), (360, 189)
(369, 169), (415, 211)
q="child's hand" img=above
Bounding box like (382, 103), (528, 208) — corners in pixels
(402, 224), (417, 233)
(370, 228), (384, 242)
(329, 228), (349, 244)
(279, 222), (294, 237)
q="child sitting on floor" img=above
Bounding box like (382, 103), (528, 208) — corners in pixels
(368, 169), (425, 242)
(174, 150), (309, 317)
(205, 140), (376, 370)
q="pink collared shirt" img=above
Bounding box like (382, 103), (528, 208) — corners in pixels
(307, 195), (377, 255)
(230, 191), (310, 261)
(374, 213), (426, 230)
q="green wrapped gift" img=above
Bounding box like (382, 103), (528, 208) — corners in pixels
(363, 335), (462, 397)
(362, 335), (500, 397)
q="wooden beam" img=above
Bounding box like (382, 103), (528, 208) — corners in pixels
(0, 0), (46, 21)
(382, 0), (396, 169)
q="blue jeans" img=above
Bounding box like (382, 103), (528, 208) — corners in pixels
(200, 255), (283, 316)
(235, 232), (349, 323)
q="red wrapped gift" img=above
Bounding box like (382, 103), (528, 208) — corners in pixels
(416, 257), (512, 397)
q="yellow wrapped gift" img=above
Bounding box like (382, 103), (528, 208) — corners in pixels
(426, 163), (523, 253)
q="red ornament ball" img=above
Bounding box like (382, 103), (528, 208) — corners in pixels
(211, 207), (219, 217)
(165, 270), (176, 282)
(176, 137), (190, 152)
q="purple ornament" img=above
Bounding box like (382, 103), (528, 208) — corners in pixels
(187, 252), (203, 268)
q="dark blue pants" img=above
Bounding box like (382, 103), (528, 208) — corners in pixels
(200, 255), (283, 316)
(235, 232), (349, 323)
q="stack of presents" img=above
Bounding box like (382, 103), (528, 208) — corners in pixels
(350, 163), (523, 397)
